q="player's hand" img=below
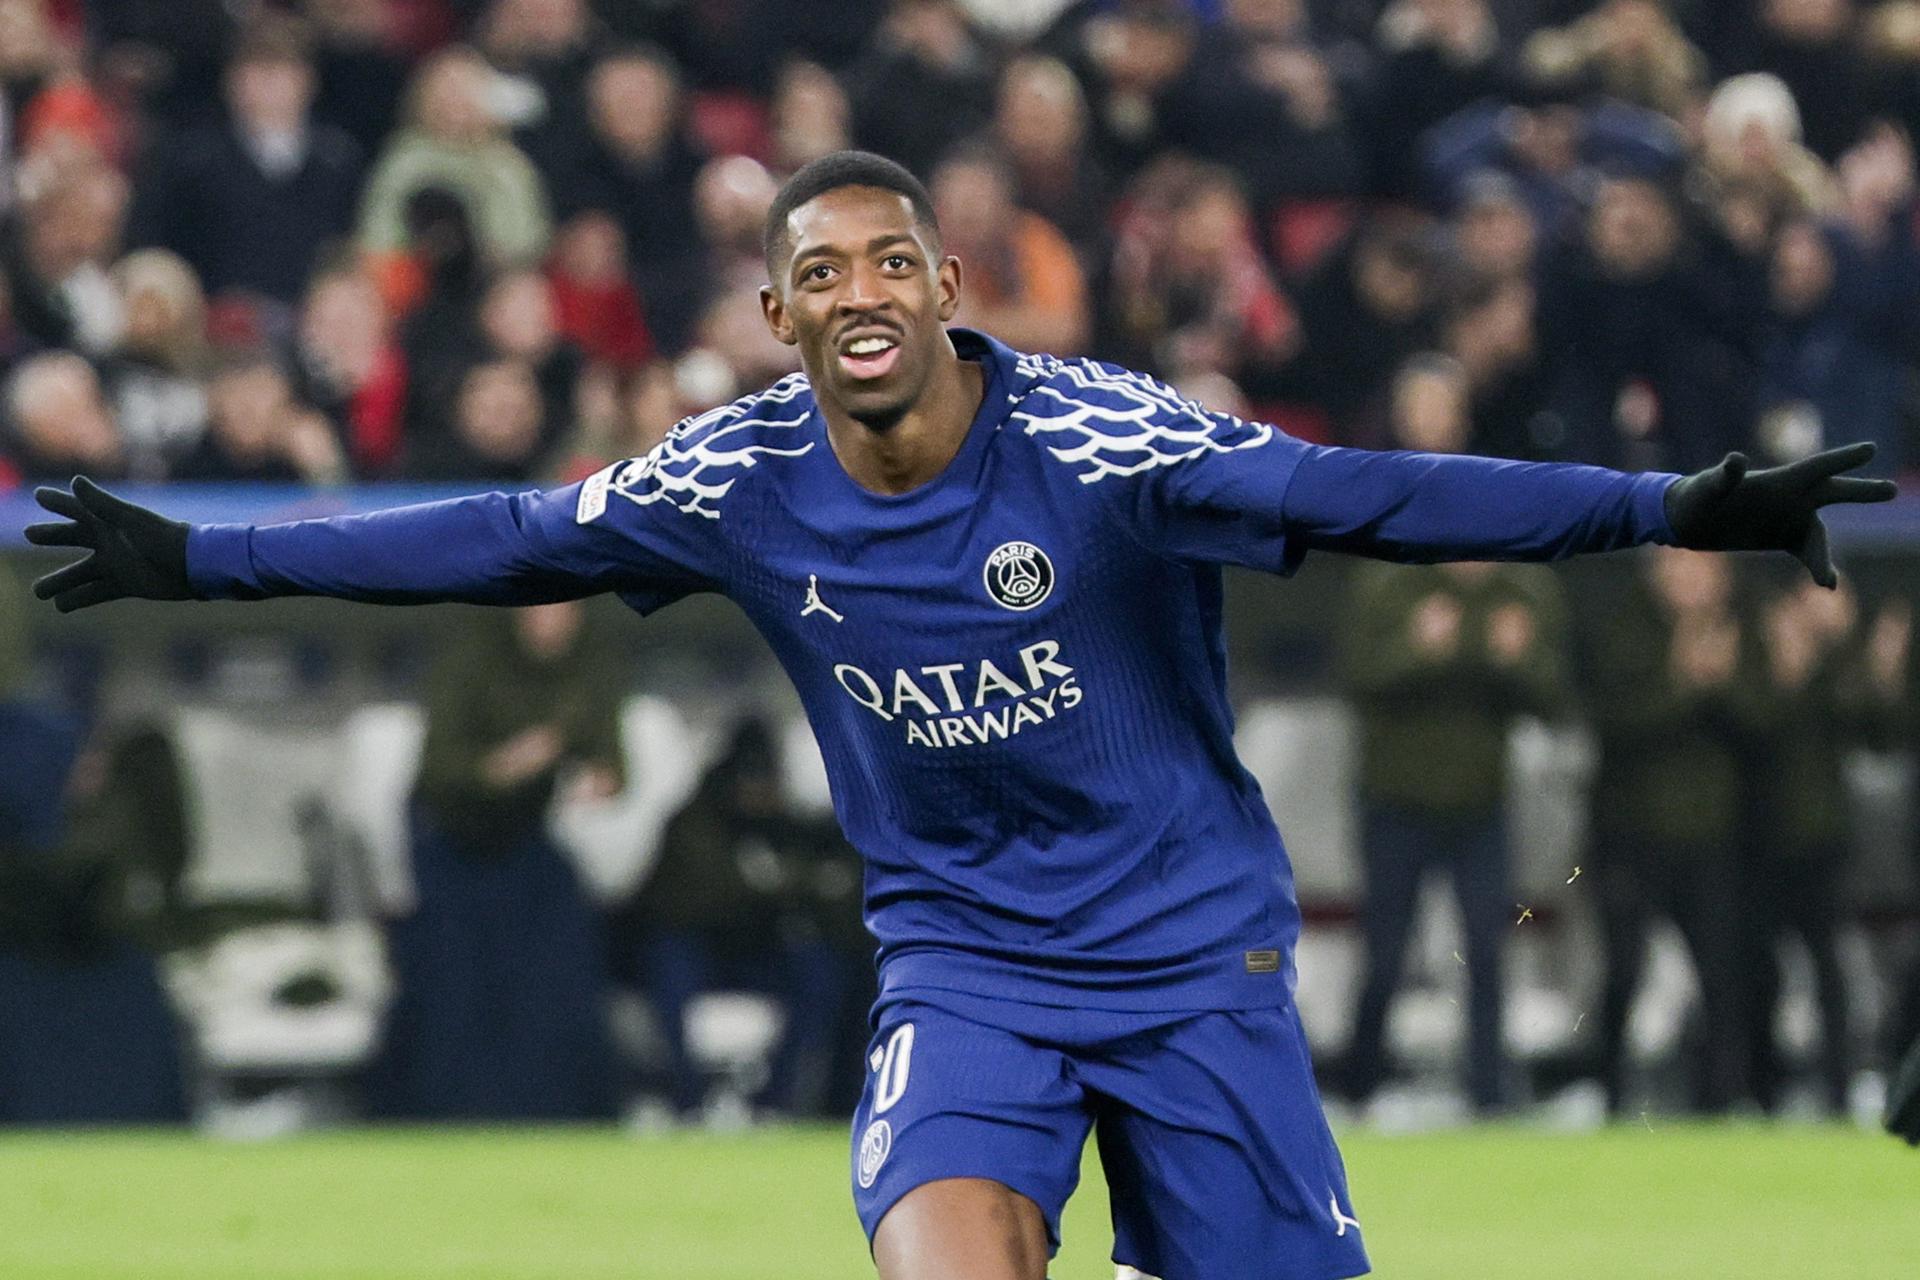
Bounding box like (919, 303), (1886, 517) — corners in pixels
(1409, 593), (1462, 657)
(1485, 602), (1536, 665)
(1663, 444), (1896, 589)
(480, 725), (566, 788)
(1887, 1031), (1920, 1145)
(24, 477), (192, 613)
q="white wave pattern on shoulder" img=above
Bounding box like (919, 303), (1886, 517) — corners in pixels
(612, 374), (816, 519)
(1010, 354), (1274, 484)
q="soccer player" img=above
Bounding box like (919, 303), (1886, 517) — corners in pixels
(25, 152), (1894, 1279)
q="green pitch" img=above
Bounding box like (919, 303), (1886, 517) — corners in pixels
(1, 1124), (1914, 1278)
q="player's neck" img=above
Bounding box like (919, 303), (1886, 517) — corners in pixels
(821, 352), (985, 497)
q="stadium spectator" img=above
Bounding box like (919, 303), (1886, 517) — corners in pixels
(1863, 1), (1920, 144)
(1739, 0), (1873, 163)
(479, 0), (602, 186)
(1157, 0), (1365, 203)
(1367, 0), (1511, 198)
(618, 715), (856, 1119)
(682, 285), (801, 411)
(1106, 157), (1295, 395)
(3, 350), (124, 481)
(545, 210), (654, 371)
(693, 153), (779, 295)
(1744, 575), (1891, 1115)
(1278, 215), (1432, 443)
(0, 740), (190, 1121)
(0, 275), (31, 383)
(990, 53), (1113, 266)
(1580, 547), (1759, 1115)
(307, 0), (413, 157)
(1446, 170), (1539, 284)
(550, 357), (679, 481)
(560, 46), (708, 352)
(1836, 119), (1920, 254)
(1337, 354), (1573, 1115)
(357, 44), (553, 269)
(170, 354), (344, 485)
(1697, 72), (1837, 227)
(0, 559), (190, 1126)
(769, 58), (853, 175)
(85, 0), (237, 129)
(392, 187), (487, 436)
(476, 267), (583, 444)
(403, 357), (546, 481)
(125, 19), (365, 312)
(292, 262), (409, 478)
(101, 249), (208, 480)
(931, 143), (1089, 356)
(1442, 272), (1554, 460)
(1758, 218), (1908, 475)
(1535, 175), (1758, 473)
(0, 0), (63, 135)
(1520, 0), (1708, 120)
(3, 155), (129, 356)
(1872, 594), (1920, 1069)
(15, 71), (127, 170)
(847, 0), (996, 178)
(1421, 91), (1687, 234)
(1044, 0), (1199, 178)
(368, 600), (622, 1121)
(479, 0), (599, 104)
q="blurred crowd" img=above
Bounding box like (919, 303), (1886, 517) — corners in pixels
(1, 0), (1920, 488)
(8, 546), (1920, 1127)
(1336, 546), (1920, 1119)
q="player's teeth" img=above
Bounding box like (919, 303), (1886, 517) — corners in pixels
(848, 338), (892, 355)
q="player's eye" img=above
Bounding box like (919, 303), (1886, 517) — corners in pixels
(803, 263), (835, 284)
(883, 254), (913, 271)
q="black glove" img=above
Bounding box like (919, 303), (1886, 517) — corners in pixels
(1890, 1033), (1920, 1146)
(1664, 443), (1897, 588)
(23, 477), (192, 613)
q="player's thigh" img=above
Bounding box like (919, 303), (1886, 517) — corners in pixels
(872, 1176), (1050, 1280)
(1088, 1004), (1370, 1280)
(851, 1001), (1090, 1269)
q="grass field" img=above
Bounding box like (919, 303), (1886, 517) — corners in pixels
(1, 1124), (1915, 1279)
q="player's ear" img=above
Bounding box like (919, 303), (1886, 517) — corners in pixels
(936, 255), (962, 323)
(760, 284), (797, 347)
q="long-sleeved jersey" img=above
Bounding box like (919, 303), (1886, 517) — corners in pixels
(187, 329), (1677, 1011)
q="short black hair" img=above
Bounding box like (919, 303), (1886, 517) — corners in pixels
(763, 150), (941, 281)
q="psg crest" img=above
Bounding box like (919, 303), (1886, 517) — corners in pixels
(984, 541), (1055, 611)
(857, 1119), (893, 1189)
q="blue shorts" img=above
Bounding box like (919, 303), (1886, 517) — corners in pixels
(849, 991), (1369, 1280)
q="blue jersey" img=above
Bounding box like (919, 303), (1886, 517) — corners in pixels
(186, 329), (1676, 1012)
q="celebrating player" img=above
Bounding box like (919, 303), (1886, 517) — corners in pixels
(25, 152), (1894, 1280)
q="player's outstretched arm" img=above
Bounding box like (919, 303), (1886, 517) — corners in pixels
(24, 475), (686, 612)
(1277, 441), (1894, 582)
(1663, 444), (1895, 588)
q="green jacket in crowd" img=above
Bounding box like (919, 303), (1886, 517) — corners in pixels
(414, 608), (626, 854)
(1337, 561), (1572, 819)
(1756, 623), (1885, 859)
(0, 560), (27, 701)
(357, 131), (553, 264)
(1582, 580), (1768, 851)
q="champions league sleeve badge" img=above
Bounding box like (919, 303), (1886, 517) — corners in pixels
(983, 541), (1055, 611)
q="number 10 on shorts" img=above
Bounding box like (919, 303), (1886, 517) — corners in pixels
(870, 1022), (915, 1114)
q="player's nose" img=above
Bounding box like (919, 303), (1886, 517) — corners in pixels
(838, 259), (889, 310)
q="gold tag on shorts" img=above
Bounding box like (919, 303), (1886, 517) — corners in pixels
(1244, 950), (1281, 974)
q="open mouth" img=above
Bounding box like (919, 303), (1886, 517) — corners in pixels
(837, 332), (902, 381)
